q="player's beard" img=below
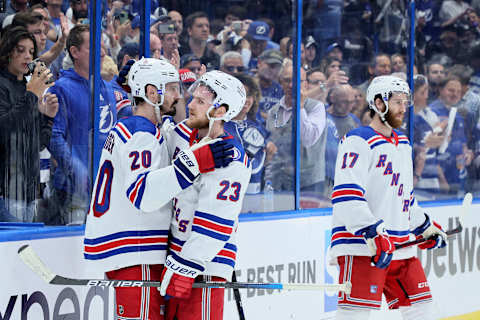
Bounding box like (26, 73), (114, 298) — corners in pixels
(161, 99), (178, 117)
(385, 108), (404, 129)
(188, 109), (210, 129)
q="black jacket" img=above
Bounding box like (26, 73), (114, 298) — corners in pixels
(0, 69), (54, 206)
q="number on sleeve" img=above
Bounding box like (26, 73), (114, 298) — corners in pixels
(341, 152), (359, 169)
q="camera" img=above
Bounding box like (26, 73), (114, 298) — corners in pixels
(26, 60), (54, 84)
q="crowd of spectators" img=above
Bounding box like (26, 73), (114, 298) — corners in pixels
(2, 0), (480, 224)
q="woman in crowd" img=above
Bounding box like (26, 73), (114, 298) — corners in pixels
(0, 26), (58, 222)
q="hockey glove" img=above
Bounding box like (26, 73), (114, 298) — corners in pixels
(173, 138), (234, 186)
(358, 220), (395, 269)
(159, 253), (205, 299)
(412, 213), (447, 250)
(116, 59), (135, 93)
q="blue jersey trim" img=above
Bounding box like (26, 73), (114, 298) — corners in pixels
(212, 257), (235, 268)
(84, 229), (169, 245)
(118, 116), (157, 136)
(195, 211), (235, 226)
(192, 225), (230, 241)
(84, 244), (167, 260)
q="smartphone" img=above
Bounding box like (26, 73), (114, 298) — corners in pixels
(232, 21), (242, 33)
(26, 60), (54, 84)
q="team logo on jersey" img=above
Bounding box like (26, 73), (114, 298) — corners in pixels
(99, 105), (115, 133)
(232, 146), (242, 161)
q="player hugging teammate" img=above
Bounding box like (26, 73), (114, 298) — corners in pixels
(84, 58), (251, 320)
(331, 75), (447, 320)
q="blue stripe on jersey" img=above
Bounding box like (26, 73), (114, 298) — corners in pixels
(333, 184), (365, 193)
(84, 230), (169, 245)
(332, 196), (367, 204)
(126, 172), (149, 209)
(370, 140), (388, 149)
(84, 245), (167, 260)
(170, 236), (186, 246)
(331, 238), (366, 246)
(170, 251), (205, 272)
(195, 211), (235, 226)
(386, 229), (410, 236)
(398, 140), (409, 145)
(174, 126), (190, 142)
(332, 226), (347, 233)
(212, 257), (235, 268)
(134, 176), (147, 209)
(112, 127), (127, 143)
(192, 225), (230, 241)
(224, 243), (237, 252)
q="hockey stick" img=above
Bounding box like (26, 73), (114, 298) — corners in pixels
(232, 271), (246, 320)
(18, 245), (352, 294)
(395, 192), (472, 250)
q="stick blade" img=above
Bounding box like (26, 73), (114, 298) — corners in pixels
(18, 245), (56, 284)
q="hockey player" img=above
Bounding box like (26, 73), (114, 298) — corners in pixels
(331, 75), (448, 320)
(159, 70), (252, 320)
(84, 59), (236, 320)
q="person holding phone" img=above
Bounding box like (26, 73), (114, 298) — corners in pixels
(0, 27), (58, 223)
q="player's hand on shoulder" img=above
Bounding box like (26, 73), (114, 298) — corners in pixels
(412, 213), (447, 250)
(159, 254), (205, 299)
(358, 220), (395, 269)
(173, 138), (234, 185)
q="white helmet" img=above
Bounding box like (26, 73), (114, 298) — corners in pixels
(189, 70), (246, 122)
(128, 57), (179, 108)
(366, 75), (410, 121)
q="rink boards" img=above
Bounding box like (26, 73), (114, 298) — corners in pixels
(0, 202), (479, 320)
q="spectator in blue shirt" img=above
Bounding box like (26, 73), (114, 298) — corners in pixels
(48, 24), (117, 225)
(429, 76), (474, 193)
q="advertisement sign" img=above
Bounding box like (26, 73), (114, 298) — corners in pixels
(0, 203), (479, 319)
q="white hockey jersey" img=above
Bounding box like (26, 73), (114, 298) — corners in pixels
(330, 126), (427, 262)
(163, 121), (252, 280)
(84, 116), (198, 273)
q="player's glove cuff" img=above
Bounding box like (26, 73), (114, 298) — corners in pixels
(165, 252), (205, 278)
(412, 214), (447, 250)
(357, 220), (395, 269)
(159, 253), (205, 297)
(173, 149), (201, 187)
